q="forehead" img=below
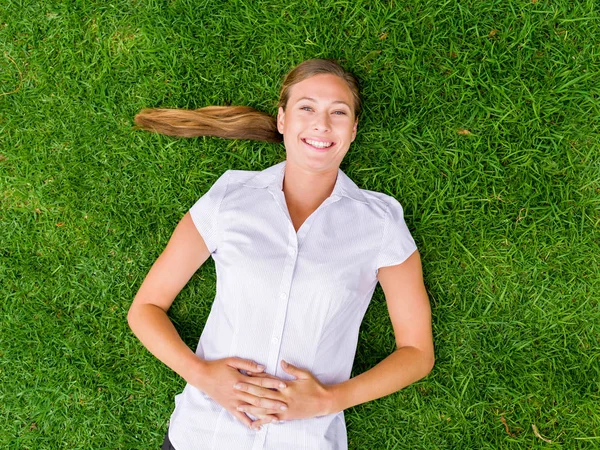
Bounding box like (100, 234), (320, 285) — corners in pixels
(287, 74), (354, 107)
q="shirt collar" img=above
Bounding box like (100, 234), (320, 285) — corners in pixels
(243, 161), (368, 204)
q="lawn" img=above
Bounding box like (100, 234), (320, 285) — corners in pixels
(1, 0), (599, 448)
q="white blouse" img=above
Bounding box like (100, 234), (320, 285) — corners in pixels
(168, 161), (417, 450)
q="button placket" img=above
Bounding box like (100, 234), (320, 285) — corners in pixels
(265, 229), (297, 373)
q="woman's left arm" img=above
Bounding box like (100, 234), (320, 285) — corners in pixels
(326, 250), (434, 413)
(239, 250), (434, 426)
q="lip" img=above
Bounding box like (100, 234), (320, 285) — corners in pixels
(301, 138), (336, 152)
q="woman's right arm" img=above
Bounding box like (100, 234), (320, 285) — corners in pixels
(127, 212), (212, 379)
(127, 212), (288, 429)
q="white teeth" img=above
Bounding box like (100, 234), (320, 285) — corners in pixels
(305, 139), (333, 149)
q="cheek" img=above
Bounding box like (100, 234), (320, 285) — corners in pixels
(337, 122), (355, 139)
(285, 117), (307, 136)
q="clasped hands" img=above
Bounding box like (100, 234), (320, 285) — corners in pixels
(193, 357), (334, 431)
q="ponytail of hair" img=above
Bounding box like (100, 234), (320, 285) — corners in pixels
(134, 106), (282, 143)
(134, 59), (360, 144)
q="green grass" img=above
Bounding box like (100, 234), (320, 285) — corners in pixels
(2, 0), (599, 448)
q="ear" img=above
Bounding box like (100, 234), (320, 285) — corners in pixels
(351, 117), (358, 142)
(277, 107), (285, 135)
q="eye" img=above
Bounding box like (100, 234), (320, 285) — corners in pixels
(333, 110), (347, 116)
(300, 106), (313, 112)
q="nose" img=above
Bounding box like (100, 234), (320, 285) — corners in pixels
(312, 110), (331, 132)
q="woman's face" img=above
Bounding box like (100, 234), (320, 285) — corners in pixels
(277, 74), (358, 173)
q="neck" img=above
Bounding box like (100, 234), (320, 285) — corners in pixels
(282, 161), (338, 212)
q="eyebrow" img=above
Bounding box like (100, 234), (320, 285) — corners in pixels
(296, 97), (351, 108)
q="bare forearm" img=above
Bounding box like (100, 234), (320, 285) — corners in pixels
(127, 303), (205, 382)
(328, 347), (434, 414)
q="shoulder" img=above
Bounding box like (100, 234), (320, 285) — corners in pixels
(353, 188), (406, 221)
(222, 169), (260, 186)
(359, 189), (401, 207)
(209, 169), (261, 196)
(207, 168), (275, 209)
(338, 169), (405, 218)
(192, 169), (259, 204)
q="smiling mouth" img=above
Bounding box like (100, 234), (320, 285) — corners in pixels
(302, 138), (335, 149)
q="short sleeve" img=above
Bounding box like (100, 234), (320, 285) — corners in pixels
(376, 196), (418, 272)
(189, 170), (230, 254)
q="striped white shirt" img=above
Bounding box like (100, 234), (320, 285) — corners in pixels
(168, 161), (417, 450)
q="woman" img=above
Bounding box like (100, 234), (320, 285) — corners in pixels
(128, 59), (434, 450)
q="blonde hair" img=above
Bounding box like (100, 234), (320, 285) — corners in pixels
(134, 59), (360, 143)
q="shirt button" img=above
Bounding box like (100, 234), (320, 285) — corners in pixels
(280, 292), (287, 300)
(289, 248), (296, 256)
(272, 336), (279, 344)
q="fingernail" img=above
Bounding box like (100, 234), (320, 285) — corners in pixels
(255, 426), (262, 431)
(279, 420), (285, 424)
(271, 418), (277, 423)
(281, 360), (288, 368)
(279, 383), (286, 389)
(237, 406), (244, 412)
(257, 365), (265, 371)
(233, 383), (241, 389)
(280, 405), (287, 411)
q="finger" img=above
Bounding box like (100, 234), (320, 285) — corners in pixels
(230, 409), (253, 429)
(244, 375), (287, 390)
(246, 372), (288, 387)
(234, 382), (287, 401)
(236, 404), (280, 418)
(246, 372), (282, 379)
(250, 415), (282, 430)
(280, 360), (309, 379)
(227, 357), (265, 373)
(235, 391), (288, 411)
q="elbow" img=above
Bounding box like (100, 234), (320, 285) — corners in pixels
(424, 352), (435, 375)
(421, 342), (435, 375)
(126, 307), (135, 331)
(415, 347), (435, 377)
(127, 300), (168, 335)
(127, 302), (140, 332)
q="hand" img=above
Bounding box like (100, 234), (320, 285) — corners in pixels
(236, 360), (334, 429)
(187, 357), (289, 429)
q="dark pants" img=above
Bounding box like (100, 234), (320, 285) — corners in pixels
(161, 429), (174, 450)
